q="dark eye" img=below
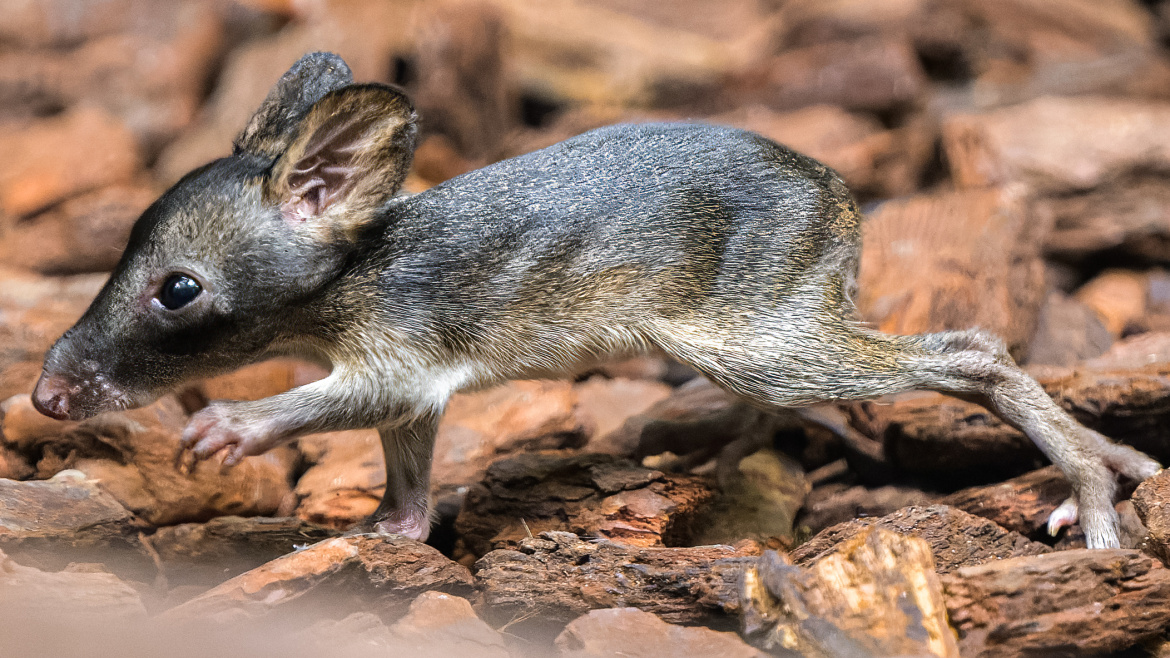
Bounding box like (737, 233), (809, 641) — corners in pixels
(158, 274), (202, 310)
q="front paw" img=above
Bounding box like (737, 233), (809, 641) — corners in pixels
(178, 403), (274, 469)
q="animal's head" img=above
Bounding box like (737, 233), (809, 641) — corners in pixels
(33, 52), (417, 420)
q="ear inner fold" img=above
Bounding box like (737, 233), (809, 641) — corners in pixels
(270, 84), (418, 233)
(284, 114), (368, 220)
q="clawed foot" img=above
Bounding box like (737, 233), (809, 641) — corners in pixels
(1047, 433), (1162, 549)
(1049, 495), (1123, 549)
(374, 516), (430, 541)
(347, 511), (431, 542)
(176, 402), (278, 472)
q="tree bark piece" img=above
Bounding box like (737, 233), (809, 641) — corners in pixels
(0, 469), (153, 579)
(791, 505), (1050, 573)
(751, 37), (927, 113)
(856, 186), (1047, 358)
(147, 516), (340, 587)
(741, 527), (959, 658)
(944, 97), (1170, 265)
(943, 97), (1170, 195)
(941, 466), (1071, 539)
(1024, 291), (1113, 367)
(779, 0), (1156, 106)
(411, 2), (513, 162)
(942, 549), (1170, 657)
(799, 483), (935, 535)
(294, 429), (384, 529)
(0, 107), (141, 217)
(455, 452), (716, 558)
(0, 470), (141, 546)
(1037, 175), (1170, 264)
(574, 375), (672, 452)
(0, 1), (224, 147)
(433, 380), (587, 494)
(557, 607), (767, 658)
(1133, 469), (1170, 566)
(690, 448), (810, 547)
(0, 183), (158, 275)
(1074, 268), (1150, 337)
(474, 530), (758, 629)
(596, 378), (774, 460)
(851, 391), (1040, 477)
(163, 534), (474, 622)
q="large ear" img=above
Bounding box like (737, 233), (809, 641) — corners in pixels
(234, 52), (353, 159)
(266, 84), (418, 236)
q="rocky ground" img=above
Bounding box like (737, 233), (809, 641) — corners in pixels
(7, 0), (1170, 656)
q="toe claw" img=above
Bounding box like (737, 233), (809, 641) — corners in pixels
(1047, 497), (1079, 537)
(224, 445), (245, 467)
(176, 449), (193, 474)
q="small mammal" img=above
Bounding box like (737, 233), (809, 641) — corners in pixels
(32, 52), (1159, 548)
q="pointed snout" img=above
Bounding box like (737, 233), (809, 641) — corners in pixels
(31, 372), (79, 420)
(34, 323), (154, 421)
(31, 366), (143, 422)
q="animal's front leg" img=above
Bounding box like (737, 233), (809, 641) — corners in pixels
(369, 413), (440, 541)
(179, 368), (400, 467)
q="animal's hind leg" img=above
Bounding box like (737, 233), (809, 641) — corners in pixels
(655, 324), (1160, 549)
(910, 328), (1157, 501)
(907, 330), (1160, 548)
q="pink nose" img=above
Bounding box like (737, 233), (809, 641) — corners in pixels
(31, 374), (74, 420)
